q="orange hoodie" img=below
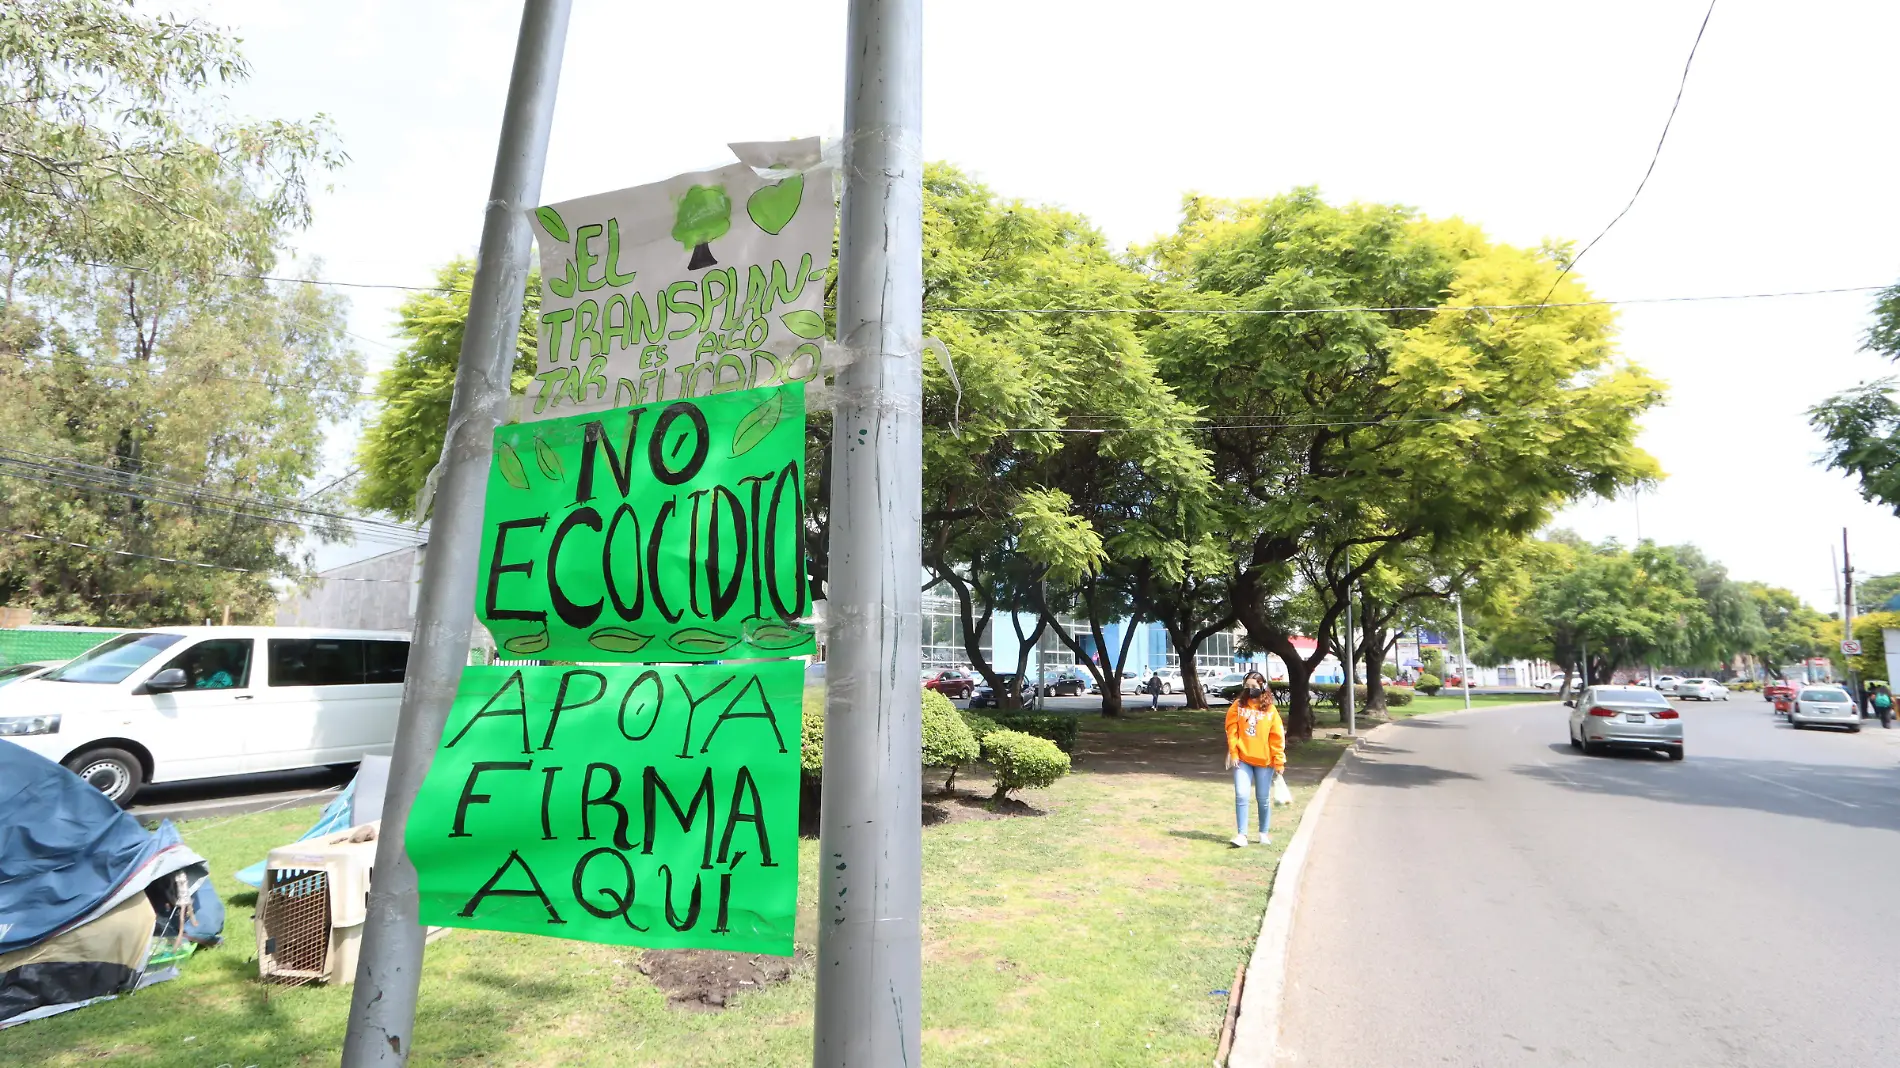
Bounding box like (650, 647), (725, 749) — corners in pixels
(1225, 696), (1286, 770)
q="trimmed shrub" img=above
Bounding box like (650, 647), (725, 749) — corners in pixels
(992, 712), (1079, 753)
(1416, 673), (1443, 696)
(1381, 662), (1399, 679)
(1382, 686), (1414, 707)
(922, 688), (980, 788)
(960, 711), (1002, 742)
(983, 729), (1071, 800)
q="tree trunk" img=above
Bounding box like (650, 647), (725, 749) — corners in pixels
(1363, 640), (1388, 713)
(1282, 652), (1316, 741)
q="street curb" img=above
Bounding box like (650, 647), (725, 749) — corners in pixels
(1226, 724), (1376, 1067)
(1227, 700), (1552, 1065)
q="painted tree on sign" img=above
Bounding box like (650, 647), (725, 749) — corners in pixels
(673, 185), (732, 270)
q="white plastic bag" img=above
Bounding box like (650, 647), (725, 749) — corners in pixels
(1271, 774), (1294, 806)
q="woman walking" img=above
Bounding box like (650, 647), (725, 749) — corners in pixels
(1224, 670), (1286, 848)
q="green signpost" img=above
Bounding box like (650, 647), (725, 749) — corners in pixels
(476, 382), (813, 664)
(406, 660), (800, 954)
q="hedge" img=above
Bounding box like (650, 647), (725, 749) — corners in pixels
(982, 729), (1071, 800)
(990, 711), (1079, 753)
(1416, 672), (1442, 696)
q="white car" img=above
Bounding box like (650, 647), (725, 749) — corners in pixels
(1534, 674), (1575, 691)
(1676, 678), (1729, 701)
(0, 626), (410, 804)
(1654, 675), (1684, 694)
(1788, 685), (1860, 731)
(1150, 669), (1184, 694)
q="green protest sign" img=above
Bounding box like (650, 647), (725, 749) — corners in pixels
(478, 381), (813, 662)
(406, 662), (801, 955)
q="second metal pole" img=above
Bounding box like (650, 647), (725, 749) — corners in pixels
(813, 0), (924, 1064)
(1455, 592), (1471, 710)
(1341, 587), (1355, 735)
(340, 4), (569, 1064)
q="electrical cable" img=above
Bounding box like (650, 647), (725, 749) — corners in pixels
(0, 526), (252, 572)
(1530, 0), (1720, 311)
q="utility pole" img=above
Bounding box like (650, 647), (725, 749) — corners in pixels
(813, 0), (924, 1065)
(1454, 591), (1471, 710)
(1341, 587), (1355, 736)
(1844, 527), (1859, 705)
(339, 4), (569, 1064)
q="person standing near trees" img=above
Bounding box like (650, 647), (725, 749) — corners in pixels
(1224, 670), (1286, 848)
(1145, 670), (1164, 710)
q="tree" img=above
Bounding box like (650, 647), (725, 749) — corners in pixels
(1856, 571), (1900, 612)
(1849, 611), (1900, 682)
(1808, 282), (1900, 513)
(1488, 539), (1705, 685)
(673, 184), (731, 270)
(0, 1), (356, 625)
(1139, 190), (1663, 737)
(1740, 582), (1830, 676)
(1668, 544), (1768, 670)
(353, 260), (538, 518)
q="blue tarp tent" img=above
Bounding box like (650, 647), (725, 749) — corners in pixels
(0, 741), (223, 1026)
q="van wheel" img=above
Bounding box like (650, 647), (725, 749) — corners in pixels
(64, 747), (144, 806)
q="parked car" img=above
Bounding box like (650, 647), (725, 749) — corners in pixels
(1653, 675), (1684, 694)
(1213, 672), (1249, 701)
(968, 674), (1018, 709)
(0, 660), (63, 689)
(1763, 679), (1798, 704)
(1533, 674), (1574, 691)
(1676, 678), (1729, 701)
(1788, 685), (1859, 732)
(1150, 669), (1183, 695)
(1567, 684), (1683, 760)
(1090, 671), (1143, 696)
(1035, 672), (1087, 698)
(0, 627), (410, 805)
(922, 668), (977, 699)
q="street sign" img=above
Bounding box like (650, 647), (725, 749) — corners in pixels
(1841, 639), (1863, 656)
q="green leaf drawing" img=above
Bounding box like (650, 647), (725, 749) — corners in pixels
(503, 629), (550, 655)
(744, 618), (813, 651)
(588, 627), (653, 654)
(535, 205), (569, 243)
(668, 628), (739, 656)
(780, 309), (826, 339)
(497, 442), (530, 490)
(732, 390), (785, 457)
(673, 185), (732, 271)
(546, 259), (577, 299)
(746, 173), (805, 235)
(534, 436), (563, 480)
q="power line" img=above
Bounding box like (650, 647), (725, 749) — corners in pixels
(0, 526), (252, 572)
(78, 260), (452, 295)
(937, 284), (1885, 317)
(1532, 0), (1720, 310)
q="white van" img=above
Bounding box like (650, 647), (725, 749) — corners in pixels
(0, 627), (409, 805)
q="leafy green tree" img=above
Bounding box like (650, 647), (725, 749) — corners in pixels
(1809, 283), (1900, 513)
(0, 1), (356, 624)
(1740, 582), (1831, 676)
(353, 260), (538, 518)
(1856, 571), (1900, 612)
(1140, 190), (1662, 737)
(1849, 611), (1900, 682)
(1488, 539), (1705, 685)
(1668, 544), (1768, 670)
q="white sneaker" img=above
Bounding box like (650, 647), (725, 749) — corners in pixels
(1229, 833), (1249, 848)
(1257, 831), (1272, 846)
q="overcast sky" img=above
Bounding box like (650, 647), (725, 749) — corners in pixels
(191, 0), (1900, 611)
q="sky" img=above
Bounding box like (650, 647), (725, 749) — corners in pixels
(186, 0), (1900, 611)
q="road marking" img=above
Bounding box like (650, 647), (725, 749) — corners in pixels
(1742, 772), (1859, 809)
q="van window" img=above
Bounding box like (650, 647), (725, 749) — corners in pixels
(159, 639), (254, 689)
(365, 640), (410, 683)
(43, 633), (184, 684)
(270, 639), (365, 687)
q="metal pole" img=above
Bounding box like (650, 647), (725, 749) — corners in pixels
(340, 4), (568, 1064)
(814, 0), (923, 1064)
(1455, 592), (1471, 709)
(1341, 587), (1355, 735)
(1844, 527), (1859, 705)
(1037, 580), (1047, 712)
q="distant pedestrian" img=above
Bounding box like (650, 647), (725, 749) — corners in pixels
(1145, 671), (1163, 710)
(1224, 671), (1286, 848)
(1873, 684), (1893, 729)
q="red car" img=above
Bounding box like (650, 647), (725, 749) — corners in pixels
(923, 669), (976, 700)
(1765, 680), (1798, 710)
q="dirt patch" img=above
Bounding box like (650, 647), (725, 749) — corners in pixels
(635, 947), (809, 1011)
(923, 788), (1047, 823)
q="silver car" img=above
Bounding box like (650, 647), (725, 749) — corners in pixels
(1568, 685), (1684, 760)
(1788, 685), (1860, 732)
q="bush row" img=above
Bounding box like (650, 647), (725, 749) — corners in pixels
(800, 687), (1072, 800)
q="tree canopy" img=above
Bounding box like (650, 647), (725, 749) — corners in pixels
(0, 0), (358, 625)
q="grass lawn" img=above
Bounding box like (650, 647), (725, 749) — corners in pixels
(1388, 692), (1556, 718)
(7, 710), (1346, 1067)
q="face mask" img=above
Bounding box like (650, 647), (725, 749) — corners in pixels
(1244, 685), (1264, 698)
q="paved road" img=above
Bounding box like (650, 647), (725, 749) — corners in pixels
(1278, 698), (1900, 1067)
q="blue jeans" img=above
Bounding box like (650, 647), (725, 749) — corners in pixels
(1233, 761), (1275, 835)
